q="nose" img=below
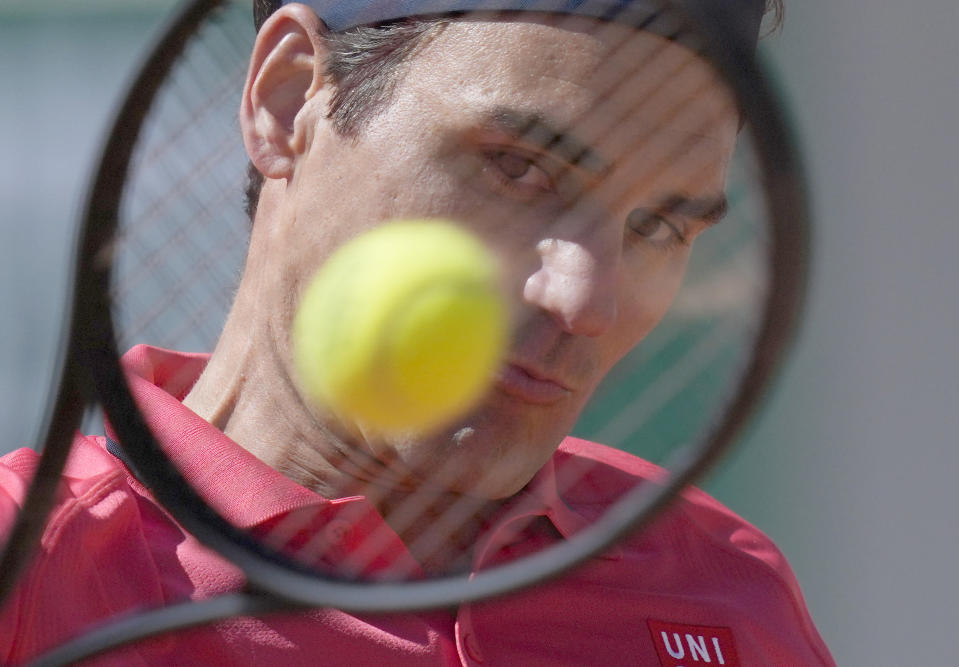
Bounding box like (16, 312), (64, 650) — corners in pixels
(522, 236), (619, 337)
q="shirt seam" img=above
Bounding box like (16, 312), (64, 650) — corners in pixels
(8, 466), (129, 663)
(40, 468), (128, 548)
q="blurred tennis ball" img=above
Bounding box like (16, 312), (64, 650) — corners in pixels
(292, 219), (508, 434)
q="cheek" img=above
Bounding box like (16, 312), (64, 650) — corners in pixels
(610, 252), (690, 357)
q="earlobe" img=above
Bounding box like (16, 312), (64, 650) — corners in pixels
(241, 5), (329, 181)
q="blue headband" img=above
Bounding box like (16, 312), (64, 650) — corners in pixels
(287, 0), (766, 53)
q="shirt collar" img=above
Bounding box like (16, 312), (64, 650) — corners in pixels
(108, 345), (330, 529)
(111, 345), (609, 554)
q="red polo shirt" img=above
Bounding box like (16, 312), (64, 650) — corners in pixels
(0, 346), (834, 665)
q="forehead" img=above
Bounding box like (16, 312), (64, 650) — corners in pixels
(391, 15), (739, 191)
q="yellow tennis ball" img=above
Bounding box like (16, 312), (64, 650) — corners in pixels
(292, 219), (508, 435)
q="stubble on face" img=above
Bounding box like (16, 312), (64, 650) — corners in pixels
(274, 16), (739, 501)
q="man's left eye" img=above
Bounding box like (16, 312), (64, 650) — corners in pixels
(625, 209), (685, 245)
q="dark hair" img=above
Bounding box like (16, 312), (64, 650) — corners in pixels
(245, 3), (445, 218)
(244, 0), (785, 218)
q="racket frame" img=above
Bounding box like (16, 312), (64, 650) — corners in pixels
(15, 0), (808, 661)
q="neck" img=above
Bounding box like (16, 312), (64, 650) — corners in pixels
(186, 330), (502, 572)
(183, 200), (503, 573)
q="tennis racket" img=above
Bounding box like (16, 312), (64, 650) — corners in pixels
(1, 0), (807, 664)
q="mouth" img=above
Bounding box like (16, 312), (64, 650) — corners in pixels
(494, 361), (572, 406)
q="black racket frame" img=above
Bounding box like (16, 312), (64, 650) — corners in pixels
(0, 0), (808, 663)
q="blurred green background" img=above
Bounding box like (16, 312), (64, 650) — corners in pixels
(3, 2), (958, 664)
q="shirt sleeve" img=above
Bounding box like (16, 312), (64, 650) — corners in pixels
(0, 439), (171, 665)
(0, 448), (41, 664)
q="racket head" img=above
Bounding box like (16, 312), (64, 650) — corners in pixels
(77, 0), (807, 613)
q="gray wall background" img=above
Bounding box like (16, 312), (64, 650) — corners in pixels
(2, 1), (958, 664)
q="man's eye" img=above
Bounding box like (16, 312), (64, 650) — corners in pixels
(485, 150), (553, 192)
(625, 209), (685, 246)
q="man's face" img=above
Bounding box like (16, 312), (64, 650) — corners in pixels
(269, 15), (739, 499)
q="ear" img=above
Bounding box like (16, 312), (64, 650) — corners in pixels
(240, 4), (329, 181)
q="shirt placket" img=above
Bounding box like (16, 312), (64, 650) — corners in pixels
(453, 504), (552, 667)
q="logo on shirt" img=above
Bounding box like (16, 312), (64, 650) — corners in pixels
(646, 620), (740, 666)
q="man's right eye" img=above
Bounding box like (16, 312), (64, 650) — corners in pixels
(483, 149), (554, 197)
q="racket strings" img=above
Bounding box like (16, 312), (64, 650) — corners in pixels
(99, 0), (781, 594)
(254, 443), (509, 578)
(477, 27), (767, 463)
(111, 6), (253, 353)
(523, 18), (769, 461)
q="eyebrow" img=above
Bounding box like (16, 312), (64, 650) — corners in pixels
(484, 108), (730, 225)
(485, 108), (611, 177)
(655, 192), (729, 226)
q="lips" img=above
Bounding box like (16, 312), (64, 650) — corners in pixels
(494, 361), (572, 406)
